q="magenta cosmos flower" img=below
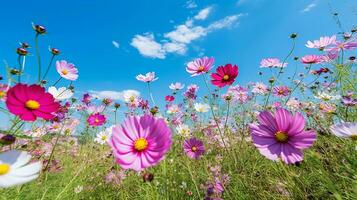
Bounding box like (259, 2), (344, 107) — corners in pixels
(87, 113), (106, 126)
(210, 64), (238, 88)
(183, 138), (205, 159)
(6, 84), (60, 121)
(186, 57), (214, 76)
(56, 60), (78, 81)
(249, 108), (316, 164)
(300, 55), (321, 64)
(109, 115), (172, 171)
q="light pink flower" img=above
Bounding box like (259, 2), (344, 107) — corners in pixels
(305, 35), (336, 50)
(169, 82), (185, 90)
(252, 82), (268, 95)
(300, 55), (321, 64)
(260, 58), (287, 68)
(136, 72), (158, 83)
(186, 57), (214, 76)
(56, 60), (78, 81)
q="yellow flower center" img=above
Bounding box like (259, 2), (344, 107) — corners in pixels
(350, 134), (357, 141)
(0, 164), (10, 175)
(191, 146), (197, 152)
(134, 138), (148, 151)
(0, 91), (6, 98)
(198, 66), (205, 72)
(275, 131), (289, 143)
(278, 90), (284, 95)
(223, 75), (229, 81)
(95, 118), (99, 123)
(25, 100), (40, 110)
(101, 135), (107, 141)
(62, 69), (69, 75)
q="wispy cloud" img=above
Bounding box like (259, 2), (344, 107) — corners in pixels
(131, 6), (243, 59)
(89, 90), (140, 101)
(301, 2), (317, 13)
(112, 40), (120, 48)
(185, 0), (197, 9)
(236, 0), (248, 6)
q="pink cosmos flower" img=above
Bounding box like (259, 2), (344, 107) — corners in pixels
(169, 82), (185, 90)
(305, 35), (336, 50)
(109, 115), (172, 171)
(6, 84), (60, 121)
(301, 55), (321, 64)
(260, 58), (287, 68)
(186, 57), (214, 76)
(56, 60), (78, 81)
(249, 108), (316, 164)
(273, 86), (290, 97)
(228, 85), (249, 103)
(251, 82), (268, 95)
(183, 138), (205, 159)
(165, 95), (175, 102)
(87, 113), (106, 126)
(210, 64), (239, 88)
(327, 39), (357, 52)
(136, 72), (158, 83)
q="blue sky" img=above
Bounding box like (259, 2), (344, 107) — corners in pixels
(0, 0), (356, 106)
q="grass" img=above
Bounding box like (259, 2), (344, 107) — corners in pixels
(1, 133), (356, 200)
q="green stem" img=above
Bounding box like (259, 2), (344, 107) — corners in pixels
(41, 55), (55, 83)
(35, 33), (42, 82)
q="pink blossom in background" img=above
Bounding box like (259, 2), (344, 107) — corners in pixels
(260, 58), (287, 68)
(300, 55), (321, 64)
(87, 113), (106, 126)
(136, 72), (158, 82)
(183, 138), (205, 159)
(305, 35), (336, 50)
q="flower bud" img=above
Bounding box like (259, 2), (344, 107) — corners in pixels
(142, 172), (154, 182)
(114, 103), (121, 109)
(33, 24), (46, 34)
(10, 69), (20, 75)
(16, 47), (28, 56)
(0, 134), (16, 145)
(268, 78), (275, 83)
(290, 33), (298, 39)
(150, 106), (159, 115)
(51, 48), (60, 55)
(349, 56), (356, 61)
(20, 42), (30, 48)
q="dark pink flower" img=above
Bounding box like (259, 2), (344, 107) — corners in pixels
(183, 138), (205, 159)
(249, 108), (316, 164)
(165, 95), (175, 102)
(6, 84), (60, 121)
(273, 86), (290, 97)
(87, 113), (106, 126)
(210, 64), (238, 88)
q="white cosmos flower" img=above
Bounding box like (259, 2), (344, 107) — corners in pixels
(176, 124), (191, 137)
(315, 91), (341, 101)
(169, 82), (185, 90)
(330, 122), (357, 139)
(48, 86), (73, 101)
(123, 90), (140, 103)
(167, 104), (180, 114)
(194, 103), (210, 113)
(0, 150), (41, 188)
(94, 126), (115, 145)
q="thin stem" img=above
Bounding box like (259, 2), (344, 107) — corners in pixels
(41, 55), (55, 83)
(35, 33), (42, 82)
(147, 82), (156, 105)
(17, 56), (22, 83)
(52, 77), (62, 86)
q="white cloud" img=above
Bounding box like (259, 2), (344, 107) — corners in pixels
(185, 0), (197, 9)
(131, 6), (243, 59)
(130, 33), (165, 59)
(89, 90), (140, 101)
(194, 6), (212, 20)
(236, 0), (248, 6)
(112, 40), (120, 48)
(301, 2), (317, 13)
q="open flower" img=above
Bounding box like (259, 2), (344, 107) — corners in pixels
(183, 138), (205, 159)
(249, 108), (316, 164)
(260, 58), (287, 68)
(48, 86), (73, 101)
(176, 124), (191, 137)
(273, 86), (290, 97)
(6, 84), (60, 121)
(194, 103), (210, 113)
(0, 150), (41, 188)
(210, 64), (238, 88)
(186, 57), (214, 76)
(169, 82), (185, 90)
(109, 115), (172, 171)
(300, 55), (321, 64)
(330, 122), (357, 140)
(305, 35), (336, 50)
(56, 60), (78, 81)
(87, 113), (106, 127)
(136, 72), (158, 83)
(95, 126), (115, 145)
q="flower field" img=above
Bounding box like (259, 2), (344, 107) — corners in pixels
(0, 22), (356, 200)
